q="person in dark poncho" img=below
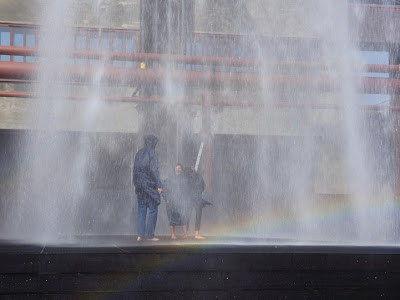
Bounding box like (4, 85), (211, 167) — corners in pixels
(133, 135), (163, 242)
(162, 163), (189, 239)
(185, 166), (210, 239)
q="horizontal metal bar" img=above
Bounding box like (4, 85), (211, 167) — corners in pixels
(0, 46), (398, 73)
(0, 91), (203, 105)
(1, 90), (398, 112)
(1, 61), (400, 94)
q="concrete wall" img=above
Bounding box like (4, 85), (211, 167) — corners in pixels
(0, 0), (140, 29)
(0, 98), (139, 133)
(194, 0), (323, 37)
(0, 0), (41, 25)
(2, 0), (398, 43)
(0, 80), (140, 133)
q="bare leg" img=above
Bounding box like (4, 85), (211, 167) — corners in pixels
(170, 226), (177, 239)
(194, 205), (205, 239)
(183, 225), (188, 239)
(195, 230), (205, 239)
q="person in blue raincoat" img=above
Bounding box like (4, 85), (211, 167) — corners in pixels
(162, 163), (189, 239)
(133, 135), (163, 241)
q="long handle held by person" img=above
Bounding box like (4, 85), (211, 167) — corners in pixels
(194, 142), (204, 172)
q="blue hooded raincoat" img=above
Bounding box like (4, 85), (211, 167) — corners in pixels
(133, 135), (162, 205)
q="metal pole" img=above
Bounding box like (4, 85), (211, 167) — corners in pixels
(194, 142), (204, 172)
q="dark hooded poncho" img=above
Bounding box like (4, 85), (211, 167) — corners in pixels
(133, 135), (162, 205)
(162, 171), (189, 226)
(186, 171), (205, 206)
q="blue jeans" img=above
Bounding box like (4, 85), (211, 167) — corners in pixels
(137, 199), (158, 238)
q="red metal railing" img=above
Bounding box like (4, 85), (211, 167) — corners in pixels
(0, 45), (398, 73)
(0, 59), (399, 95)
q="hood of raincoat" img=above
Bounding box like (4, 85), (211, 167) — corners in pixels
(144, 135), (158, 149)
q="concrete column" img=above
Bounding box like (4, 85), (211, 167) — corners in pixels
(138, 0), (195, 174)
(389, 45), (400, 196)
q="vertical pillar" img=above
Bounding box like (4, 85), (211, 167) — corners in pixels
(138, 0), (195, 176)
(140, 0), (193, 56)
(389, 45), (400, 197)
(202, 92), (213, 193)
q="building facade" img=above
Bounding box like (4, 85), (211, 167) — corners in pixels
(0, 0), (399, 238)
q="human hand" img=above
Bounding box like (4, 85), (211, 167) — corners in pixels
(157, 187), (163, 194)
